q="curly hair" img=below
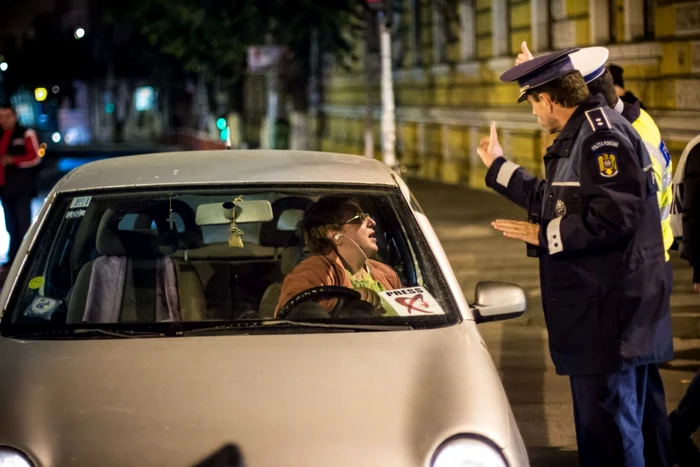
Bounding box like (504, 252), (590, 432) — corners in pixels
(299, 196), (363, 254)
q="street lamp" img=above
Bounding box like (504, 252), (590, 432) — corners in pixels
(74, 28), (85, 39)
(0, 62), (7, 72)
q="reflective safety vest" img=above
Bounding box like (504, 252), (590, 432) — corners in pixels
(631, 109), (673, 261)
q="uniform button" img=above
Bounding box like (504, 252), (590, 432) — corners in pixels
(553, 235), (557, 239)
(554, 243), (559, 247)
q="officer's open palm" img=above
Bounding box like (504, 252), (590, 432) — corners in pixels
(515, 41), (534, 65)
(694, 283), (700, 294)
(477, 122), (503, 169)
(492, 219), (540, 246)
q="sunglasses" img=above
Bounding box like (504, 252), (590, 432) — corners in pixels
(341, 212), (370, 225)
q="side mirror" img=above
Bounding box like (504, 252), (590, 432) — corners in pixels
(471, 281), (526, 324)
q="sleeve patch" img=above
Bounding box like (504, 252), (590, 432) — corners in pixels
(598, 153), (619, 177)
(585, 108), (612, 131)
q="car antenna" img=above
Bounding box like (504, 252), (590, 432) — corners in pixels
(226, 126), (232, 150)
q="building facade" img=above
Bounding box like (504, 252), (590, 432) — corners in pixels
(314, 0), (700, 188)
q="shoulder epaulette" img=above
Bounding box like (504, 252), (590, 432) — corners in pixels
(585, 108), (611, 132)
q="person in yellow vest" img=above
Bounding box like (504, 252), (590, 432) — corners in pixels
(516, 43), (674, 261)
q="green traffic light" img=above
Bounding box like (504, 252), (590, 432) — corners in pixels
(220, 128), (229, 142)
(216, 118), (227, 130)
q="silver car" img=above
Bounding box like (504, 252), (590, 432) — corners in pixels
(0, 150), (529, 467)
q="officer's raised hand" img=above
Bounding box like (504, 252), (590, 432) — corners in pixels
(515, 41), (534, 66)
(477, 122), (503, 168)
(491, 219), (540, 246)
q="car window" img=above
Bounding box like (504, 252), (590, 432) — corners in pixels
(2, 186), (460, 335)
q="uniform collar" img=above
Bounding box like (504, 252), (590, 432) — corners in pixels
(621, 99), (640, 123)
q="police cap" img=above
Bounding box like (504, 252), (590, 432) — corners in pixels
(569, 47), (609, 84)
(500, 47), (580, 103)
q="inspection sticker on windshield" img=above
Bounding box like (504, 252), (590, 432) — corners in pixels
(23, 296), (62, 321)
(66, 209), (86, 219)
(379, 287), (445, 316)
(28, 276), (44, 289)
(69, 196), (92, 209)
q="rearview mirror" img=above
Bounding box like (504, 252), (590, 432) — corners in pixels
(471, 281), (526, 324)
(195, 200), (273, 225)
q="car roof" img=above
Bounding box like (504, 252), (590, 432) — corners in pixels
(56, 150), (399, 192)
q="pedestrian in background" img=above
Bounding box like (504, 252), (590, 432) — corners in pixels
(0, 105), (41, 270)
(477, 49), (674, 466)
(668, 134), (700, 466)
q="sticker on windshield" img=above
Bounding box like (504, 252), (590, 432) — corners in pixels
(70, 196), (92, 209)
(379, 287), (445, 316)
(23, 296), (62, 321)
(66, 209), (86, 219)
(28, 276), (44, 290)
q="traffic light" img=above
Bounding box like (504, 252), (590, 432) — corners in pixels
(34, 88), (48, 102)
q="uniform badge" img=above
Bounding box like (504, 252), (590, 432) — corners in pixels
(598, 153), (618, 177)
(555, 200), (567, 216)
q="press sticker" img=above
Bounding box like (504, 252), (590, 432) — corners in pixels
(66, 209), (86, 219)
(28, 276), (44, 290)
(378, 287), (446, 317)
(70, 196), (92, 209)
(23, 296), (62, 321)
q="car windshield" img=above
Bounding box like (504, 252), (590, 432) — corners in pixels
(1, 185), (460, 335)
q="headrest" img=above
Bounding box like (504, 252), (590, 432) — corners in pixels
(280, 245), (304, 275)
(140, 199), (203, 249)
(259, 197), (312, 247)
(96, 209), (179, 257)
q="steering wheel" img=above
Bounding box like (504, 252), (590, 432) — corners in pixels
(276, 286), (362, 319)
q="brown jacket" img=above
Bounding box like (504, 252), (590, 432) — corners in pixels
(274, 251), (402, 316)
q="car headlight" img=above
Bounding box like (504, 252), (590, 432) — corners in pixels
(432, 436), (508, 467)
(0, 448), (33, 467)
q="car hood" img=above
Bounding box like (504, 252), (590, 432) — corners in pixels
(0, 322), (519, 467)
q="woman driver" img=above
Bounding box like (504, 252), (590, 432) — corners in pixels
(273, 196), (403, 317)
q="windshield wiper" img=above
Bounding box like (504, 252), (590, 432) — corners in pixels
(180, 320), (412, 336)
(10, 328), (167, 339)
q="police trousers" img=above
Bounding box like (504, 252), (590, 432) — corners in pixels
(569, 364), (673, 467)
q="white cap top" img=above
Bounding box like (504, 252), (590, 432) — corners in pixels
(569, 47), (610, 83)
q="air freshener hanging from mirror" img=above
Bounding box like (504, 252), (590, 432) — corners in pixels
(225, 196), (244, 248)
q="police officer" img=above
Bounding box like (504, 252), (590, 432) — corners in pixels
(609, 63), (646, 109)
(477, 49), (674, 466)
(518, 43), (675, 260)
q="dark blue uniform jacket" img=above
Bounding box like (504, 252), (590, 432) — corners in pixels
(486, 95), (673, 376)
